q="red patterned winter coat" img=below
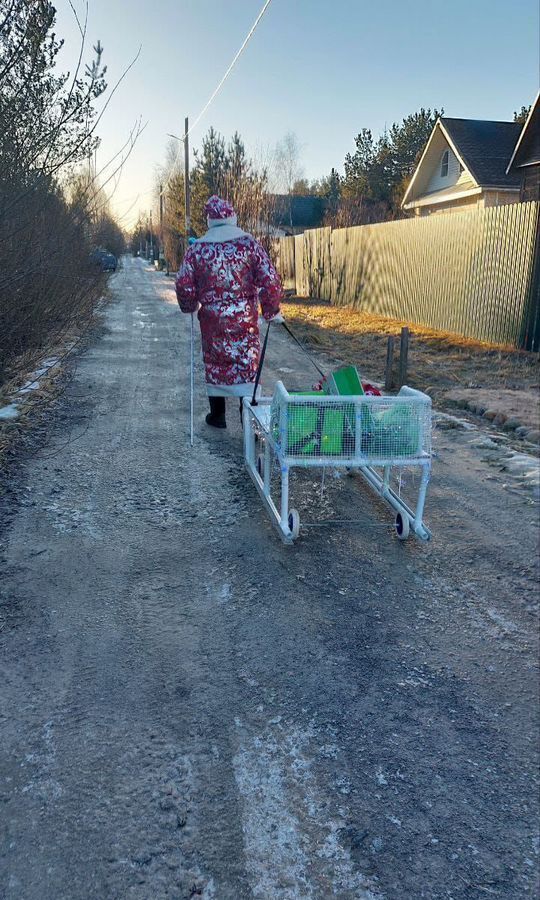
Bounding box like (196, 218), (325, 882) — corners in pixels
(175, 235), (283, 395)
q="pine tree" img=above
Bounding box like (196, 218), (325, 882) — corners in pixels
(225, 132), (251, 184)
(343, 129), (377, 199)
(190, 127), (227, 233)
(514, 105), (531, 124)
(341, 108), (442, 213)
(162, 171), (186, 268)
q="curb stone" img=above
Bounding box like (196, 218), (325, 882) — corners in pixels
(503, 418), (521, 432)
(445, 397), (540, 447)
(525, 429), (540, 446)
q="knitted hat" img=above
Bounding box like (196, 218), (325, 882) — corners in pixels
(204, 195), (236, 221)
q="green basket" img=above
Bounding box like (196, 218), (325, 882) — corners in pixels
(324, 365), (365, 397)
(286, 394), (347, 456)
(368, 404), (420, 457)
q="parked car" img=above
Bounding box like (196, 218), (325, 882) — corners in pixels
(101, 252), (117, 272)
(91, 249), (117, 272)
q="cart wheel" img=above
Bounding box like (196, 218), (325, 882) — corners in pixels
(395, 512), (410, 541)
(256, 453), (264, 477)
(288, 509), (300, 540)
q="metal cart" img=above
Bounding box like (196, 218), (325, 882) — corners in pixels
(243, 382), (432, 544)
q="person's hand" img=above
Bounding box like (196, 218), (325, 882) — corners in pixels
(258, 312), (284, 328)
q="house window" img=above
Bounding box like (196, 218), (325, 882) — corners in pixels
(440, 150), (449, 178)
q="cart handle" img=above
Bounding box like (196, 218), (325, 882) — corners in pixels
(251, 322), (271, 406)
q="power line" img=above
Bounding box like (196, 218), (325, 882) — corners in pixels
(185, 0), (273, 141)
(164, 0), (273, 189)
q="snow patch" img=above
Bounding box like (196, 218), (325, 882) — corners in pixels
(0, 403), (19, 420)
(233, 734), (313, 898)
(499, 452), (540, 477)
(433, 412), (477, 432)
(487, 609), (518, 633)
(469, 437), (499, 450)
(1, 356), (62, 422)
(18, 380), (41, 395)
(219, 583), (231, 604)
(233, 718), (382, 899)
(21, 720), (62, 801)
(16, 357), (61, 396)
(497, 451), (540, 497)
(43, 500), (102, 538)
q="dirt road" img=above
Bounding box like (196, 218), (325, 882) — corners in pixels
(1, 257), (538, 899)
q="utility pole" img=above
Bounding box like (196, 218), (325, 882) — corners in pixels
(149, 210), (154, 261)
(159, 183), (165, 269)
(184, 117), (191, 240)
(183, 116), (194, 447)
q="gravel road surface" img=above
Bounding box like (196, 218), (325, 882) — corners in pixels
(1, 257), (538, 899)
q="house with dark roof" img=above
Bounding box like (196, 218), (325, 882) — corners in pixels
(270, 194), (326, 235)
(402, 117), (522, 216)
(506, 92), (540, 202)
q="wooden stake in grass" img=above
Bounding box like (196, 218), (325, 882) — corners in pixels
(384, 335), (395, 391)
(399, 327), (409, 388)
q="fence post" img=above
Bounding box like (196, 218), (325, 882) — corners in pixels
(398, 327), (409, 388)
(384, 336), (395, 391)
(522, 206), (540, 351)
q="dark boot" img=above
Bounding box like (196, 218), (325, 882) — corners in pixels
(206, 396), (226, 429)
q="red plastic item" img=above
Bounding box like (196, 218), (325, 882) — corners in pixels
(362, 382), (382, 396)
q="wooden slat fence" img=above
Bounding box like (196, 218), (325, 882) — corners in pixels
(276, 201), (540, 349)
(294, 233), (309, 298)
(274, 236), (296, 291)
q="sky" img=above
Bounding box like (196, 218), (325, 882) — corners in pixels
(54, 0), (539, 229)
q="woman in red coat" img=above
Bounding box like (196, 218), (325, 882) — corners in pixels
(175, 196), (283, 428)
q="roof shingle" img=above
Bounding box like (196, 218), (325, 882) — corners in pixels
(441, 118), (522, 188)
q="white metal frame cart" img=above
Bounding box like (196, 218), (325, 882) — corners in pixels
(243, 382), (432, 544)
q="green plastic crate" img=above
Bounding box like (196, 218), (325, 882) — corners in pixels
(368, 403), (421, 457)
(324, 366), (365, 397)
(286, 393), (347, 456)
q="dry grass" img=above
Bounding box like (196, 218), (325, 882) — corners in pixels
(0, 303), (106, 470)
(0, 357), (64, 466)
(282, 297), (540, 401)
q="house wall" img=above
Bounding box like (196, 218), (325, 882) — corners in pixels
(483, 190), (520, 208)
(520, 166), (540, 202)
(425, 148), (475, 193)
(515, 107), (540, 169)
(406, 129), (478, 214)
(417, 194), (483, 216)
(416, 189), (520, 216)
